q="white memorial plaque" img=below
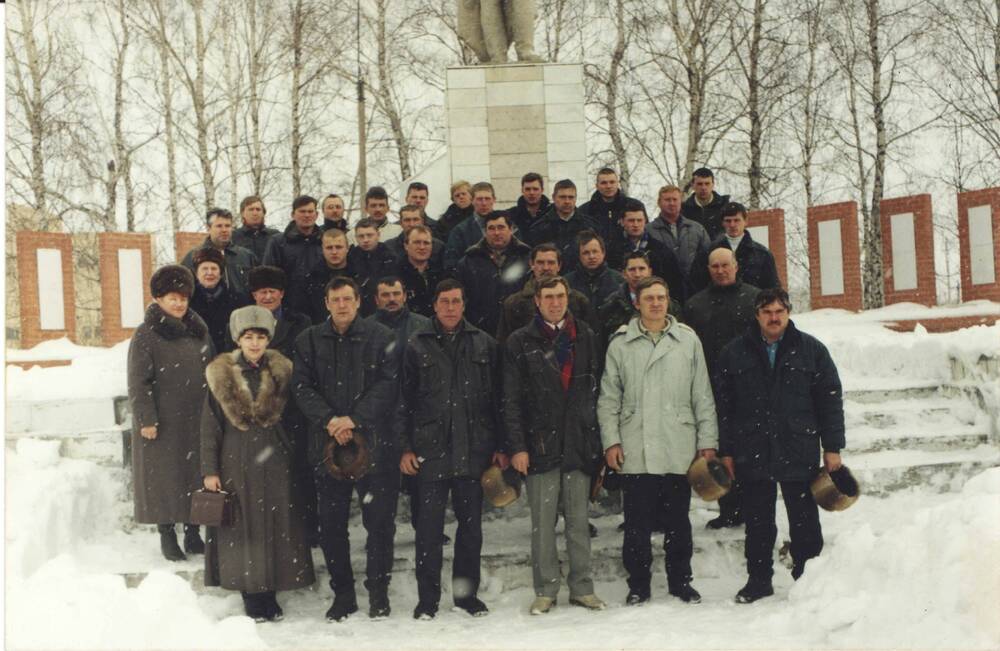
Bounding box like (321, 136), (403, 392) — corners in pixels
(889, 212), (918, 291)
(117, 249), (145, 328)
(747, 225), (770, 250)
(36, 248), (66, 330)
(968, 205), (996, 285)
(817, 220), (844, 296)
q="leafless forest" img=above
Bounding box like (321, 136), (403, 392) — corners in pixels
(6, 0), (999, 305)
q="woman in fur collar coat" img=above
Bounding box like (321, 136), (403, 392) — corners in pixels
(128, 265), (214, 562)
(200, 306), (316, 622)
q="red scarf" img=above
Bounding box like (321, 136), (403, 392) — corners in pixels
(535, 313), (577, 391)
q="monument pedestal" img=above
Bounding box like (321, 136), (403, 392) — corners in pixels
(445, 62), (587, 205)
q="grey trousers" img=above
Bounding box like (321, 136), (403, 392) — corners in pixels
(525, 468), (594, 599)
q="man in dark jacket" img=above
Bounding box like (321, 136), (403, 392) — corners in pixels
(647, 185), (711, 284)
(715, 288), (845, 603)
(527, 179), (597, 271)
(578, 167), (633, 266)
(496, 243), (595, 344)
(597, 251), (682, 349)
(616, 198), (686, 303)
(395, 225), (443, 318)
(565, 231), (624, 310)
(348, 218), (398, 317)
(188, 247), (252, 353)
(232, 196), (280, 261)
(504, 276), (606, 615)
(445, 181), (499, 271)
(385, 205), (446, 270)
(320, 194), (349, 232)
(404, 182), (439, 232)
(683, 248), (760, 529)
(182, 208), (258, 297)
(506, 172), (551, 237)
(262, 195), (326, 319)
(398, 279), (507, 621)
(434, 180), (474, 242)
(305, 229), (354, 324)
(292, 277), (400, 622)
(681, 167), (730, 239)
(455, 212), (532, 336)
(689, 202), (781, 295)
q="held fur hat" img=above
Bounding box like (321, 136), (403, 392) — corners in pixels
(323, 434), (369, 481)
(248, 265), (287, 293)
(229, 305), (276, 343)
(687, 457), (733, 501)
(481, 464), (522, 508)
(192, 246), (226, 272)
(811, 465), (861, 512)
(150, 264), (195, 299)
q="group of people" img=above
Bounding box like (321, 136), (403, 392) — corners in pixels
(127, 166), (846, 624)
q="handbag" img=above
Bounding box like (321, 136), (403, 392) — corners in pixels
(190, 489), (235, 527)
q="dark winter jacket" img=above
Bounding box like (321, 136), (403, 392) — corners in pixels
(397, 318), (502, 481)
(262, 222), (325, 319)
(565, 264), (625, 311)
(683, 281), (760, 377)
(495, 277), (596, 344)
(189, 283), (253, 354)
(506, 195), (551, 238)
(347, 243), (398, 317)
(578, 190), (634, 271)
(455, 237), (532, 336)
(304, 264), (353, 324)
(395, 258), (444, 319)
(681, 191), (730, 240)
(268, 307), (312, 361)
(715, 321), (846, 482)
(444, 212), (491, 271)
(127, 303), (213, 524)
(201, 350), (315, 592)
(434, 203), (474, 242)
(384, 232), (445, 269)
(647, 214), (711, 280)
(503, 317), (602, 475)
(614, 233), (687, 303)
(231, 224), (279, 262)
(527, 207), (598, 272)
(367, 307), (431, 366)
(181, 238), (258, 298)
(320, 217), (349, 232)
(688, 231), (781, 296)
(291, 316), (399, 472)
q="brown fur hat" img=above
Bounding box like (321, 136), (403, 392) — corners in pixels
(248, 265), (287, 292)
(192, 246), (226, 272)
(150, 264), (195, 299)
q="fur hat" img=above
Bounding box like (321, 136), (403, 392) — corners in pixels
(192, 246), (226, 272)
(481, 464), (522, 508)
(687, 457), (732, 501)
(811, 465), (860, 512)
(248, 265), (287, 293)
(150, 264), (195, 299)
(229, 305), (276, 343)
(323, 434), (369, 481)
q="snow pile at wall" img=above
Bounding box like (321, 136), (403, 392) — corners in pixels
(6, 339), (129, 401)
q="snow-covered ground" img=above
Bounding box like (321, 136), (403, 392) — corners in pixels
(4, 306), (1000, 650)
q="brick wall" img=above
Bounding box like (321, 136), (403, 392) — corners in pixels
(746, 208), (788, 288)
(15, 231), (77, 349)
(175, 231), (206, 263)
(956, 187), (1000, 302)
(99, 232), (154, 345)
(807, 201), (863, 311)
(879, 194), (936, 306)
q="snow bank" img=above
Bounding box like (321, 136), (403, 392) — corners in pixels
(6, 339), (129, 401)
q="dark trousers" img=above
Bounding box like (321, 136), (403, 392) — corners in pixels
(621, 474), (693, 595)
(314, 470), (399, 598)
(717, 478), (743, 521)
(415, 477), (483, 607)
(743, 479), (823, 582)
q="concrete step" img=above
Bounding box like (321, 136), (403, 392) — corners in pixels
(6, 427), (129, 468)
(847, 444), (1000, 495)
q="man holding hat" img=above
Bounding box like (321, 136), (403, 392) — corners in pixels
(189, 247), (252, 354)
(715, 287), (845, 602)
(503, 275), (605, 615)
(397, 278), (507, 621)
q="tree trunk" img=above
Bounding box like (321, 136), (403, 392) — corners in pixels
(375, 0), (412, 181)
(863, 0), (885, 309)
(746, 0), (763, 209)
(606, 0), (631, 188)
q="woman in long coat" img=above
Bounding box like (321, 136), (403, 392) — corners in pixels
(201, 305), (315, 622)
(128, 265), (214, 561)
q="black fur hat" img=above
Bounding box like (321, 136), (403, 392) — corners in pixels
(248, 265), (287, 292)
(192, 246), (226, 271)
(150, 264), (195, 299)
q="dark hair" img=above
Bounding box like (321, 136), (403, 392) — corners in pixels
(596, 167), (618, 178)
(531, 243), (562, 264)
(635, 275), (670, 300)
(205, 207), (233, 226)
(552, 179), (577, 195)
(325, 276), (360, 300)
(399, 204), (423, 218)
(354, 217), (378, 231)
(622, 198), (648, 219)
(364, 186), (389, 204)
(322, 194), (342, 206)
(576, 229), (606, 253)
(521, 172), (544, 188)
(376, 275), (406, 292)
(720, 202), (747, 219)
(406, 182), (428, 195)
(485, 212), (512, 227)
(692, 167), (715, 180)
(292, 195), (317, 211)
(754, 287), (792, 313)
(624, 250), (651, 267)
(433, 278), (465, 302)
(534, 275), (569, 298)
(403, 224), (433, 244)
(471, 181), (495, 197)
(239, 196), (266, 215)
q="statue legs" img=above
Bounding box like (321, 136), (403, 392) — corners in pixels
(507, 0), (543, 62)
(457, 0), (492, 62)
(479, 0), (510, 63)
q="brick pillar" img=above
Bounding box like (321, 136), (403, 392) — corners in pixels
(99, 233), (154, 345)
(175, 232), (206, 262)
(879, 194), (936, 306)
(16, 232), (76, 348)
(807, 202), (863, 311)
(746, 208), (788, 288)
(957, 187), (1000, 302)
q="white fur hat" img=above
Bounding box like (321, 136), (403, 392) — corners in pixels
(229, 305), (276, 343)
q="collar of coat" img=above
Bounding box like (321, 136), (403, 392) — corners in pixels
(144, 302), (208, 340)
(205, 349), (292, 431)
(683, 191), (730, 210)
(281, 220), (321, 242)
(321, 315), (369, 339)
(711, 230), (754, 251)
(587, 189), (625, 210)
(416, 317), (479, 339)
(464, 236), (531, 260)
(742, 318), (802, 352)
(620, 313), (682, 343)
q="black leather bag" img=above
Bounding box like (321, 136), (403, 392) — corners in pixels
(190, 489), (235, 527)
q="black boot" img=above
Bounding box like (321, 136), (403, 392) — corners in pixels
(183, 524), (205, 555)
(735, 579), (774, 604)
(158, 524), (186, 562)
(668, 582), (702, 604)
(369, 589), (391, 620)
(263, 591), (283, 622)
(325, 593), (358, 622)
(791, 559), (807, 580)
(242, 592), (267, 622)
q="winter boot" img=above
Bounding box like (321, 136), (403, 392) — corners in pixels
(242, 592), (267, 622)
(325, 593), (358, 622)
(263, 592), (283, 622)
(158, 524), (186, 562)
(183, 524), (205, 555)
(453, 596), (489, 617)
(413, 601), (437, 621)
(668, 582), (702, 604)
(735, 579), (774, 604)
(368, 589), (391, 620)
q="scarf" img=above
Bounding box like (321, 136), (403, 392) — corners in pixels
(534, 312), (576, 391)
